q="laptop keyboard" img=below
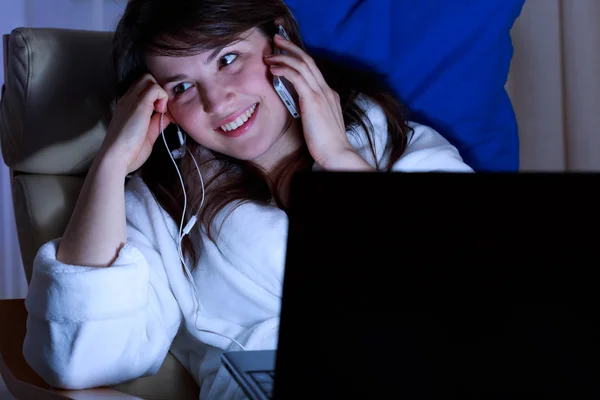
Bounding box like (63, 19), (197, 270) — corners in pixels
(249, 370), (275, 399)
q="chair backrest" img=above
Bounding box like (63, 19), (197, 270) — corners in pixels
(0, 27), (200, 399)
(0, 27), (115, 283)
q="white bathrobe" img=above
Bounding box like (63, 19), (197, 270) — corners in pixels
(23, 97), (473, 399)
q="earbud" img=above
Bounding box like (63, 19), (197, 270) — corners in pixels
(171, 125), (187, 159)
(169, 125), (197, 233)
(157, 113), (245, 351)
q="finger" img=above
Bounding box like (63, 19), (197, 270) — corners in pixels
(273, 35), (331, 96)
(123, 73), (158, 101)
(265, 53), (322, 95)
(154, 95), (169, 114)
(272, 64), (347, 133)
(271, 36), (342, 123)
(270, 62), (343, 131)
(269, 64), (317, 106)
(148, 112), (171, 144)
(137, 83), (169, 115)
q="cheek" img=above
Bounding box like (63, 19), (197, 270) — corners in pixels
(170, 94), (204, 120)
(167, 100), (189, 123)
(168, 101), (207, 141)
(235, 57), (275, 94)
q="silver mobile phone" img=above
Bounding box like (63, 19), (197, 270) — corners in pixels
(273, 25), (300, 119)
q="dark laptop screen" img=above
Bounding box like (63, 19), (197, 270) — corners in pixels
(274, 172), (600, 398)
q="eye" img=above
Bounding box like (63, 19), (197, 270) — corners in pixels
(172, 82), (193, 95)
(218, 52), (240, 69)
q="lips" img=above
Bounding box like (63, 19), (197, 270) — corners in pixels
(216, 103), (256, 129)
(216, 103), (260, 138)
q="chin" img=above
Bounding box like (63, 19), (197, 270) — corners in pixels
(233, 135), (279, 163)
(226, 147), (268, 165)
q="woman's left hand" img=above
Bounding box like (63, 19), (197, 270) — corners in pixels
(264, 34), (363, 169)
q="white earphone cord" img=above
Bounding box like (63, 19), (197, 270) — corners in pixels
(159, 113), (246, 351)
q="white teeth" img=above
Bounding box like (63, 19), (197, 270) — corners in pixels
(220, 104), (257, 132)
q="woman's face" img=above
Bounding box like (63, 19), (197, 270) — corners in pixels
(146, 28), (299, 168)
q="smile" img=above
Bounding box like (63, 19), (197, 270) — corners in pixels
(220, 104), (257, 132)
(217, 103), (259, 138)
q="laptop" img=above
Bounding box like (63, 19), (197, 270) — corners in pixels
(222, 172), (600, 399)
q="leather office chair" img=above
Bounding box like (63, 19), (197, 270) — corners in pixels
(0, 27), (199, 400)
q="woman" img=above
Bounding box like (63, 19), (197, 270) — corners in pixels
(22, 0), (473, 398)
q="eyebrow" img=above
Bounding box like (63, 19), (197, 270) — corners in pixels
(160, 48), (226, 84)
(161, 37), (247, 84)
(205, 35), (248, 65)
(162, 73), (186, 84)
(205, 46), (226, 65)
(159, 73), (189, 86)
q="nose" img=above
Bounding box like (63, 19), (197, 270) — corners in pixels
(199, 82), (232, 116)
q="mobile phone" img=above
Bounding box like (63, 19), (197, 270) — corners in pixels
(273, 25), (300, 119)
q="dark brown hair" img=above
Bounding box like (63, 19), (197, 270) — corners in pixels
(113, 0), (413, 267)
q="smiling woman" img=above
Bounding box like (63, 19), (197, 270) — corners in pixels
(145, 28), (295, 164)
(21, 0), (472, 399)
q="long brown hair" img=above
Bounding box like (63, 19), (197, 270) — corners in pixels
(113, 0), (413, 267)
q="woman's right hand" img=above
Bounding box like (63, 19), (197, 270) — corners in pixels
(99, 73), (172, 175)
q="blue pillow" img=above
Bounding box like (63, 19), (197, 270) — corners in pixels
(285, 0), (525, 172)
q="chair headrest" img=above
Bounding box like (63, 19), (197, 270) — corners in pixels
(1, 27), (116, 175)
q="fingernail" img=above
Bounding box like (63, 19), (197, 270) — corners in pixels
(275, 33), (285, 40)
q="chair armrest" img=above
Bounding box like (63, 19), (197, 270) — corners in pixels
(0, 299), (143, 400)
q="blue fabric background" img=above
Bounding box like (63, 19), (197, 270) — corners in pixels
(285, 0), (526, 171)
